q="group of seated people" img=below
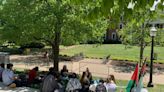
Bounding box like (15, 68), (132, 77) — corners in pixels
(0, 63), (41, 88)
(0, 63), (117, 92)
(41, 65), (117, 92)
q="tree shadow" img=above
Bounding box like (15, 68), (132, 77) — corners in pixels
(110, 60), (164, 74)
(110, 60), (136, 73)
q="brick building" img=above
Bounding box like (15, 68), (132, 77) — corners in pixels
(104, 19), (164, 43)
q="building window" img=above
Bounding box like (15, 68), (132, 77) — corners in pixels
(112, 32), (116, 40)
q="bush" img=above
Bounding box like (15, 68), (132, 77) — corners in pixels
(20, 42), (45, 49)
(0, 47), (23, 54)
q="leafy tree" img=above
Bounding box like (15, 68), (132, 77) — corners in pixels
(119, 7), (164, 66)
(73, 0), (163, 66)
(0, 0), (108, 71)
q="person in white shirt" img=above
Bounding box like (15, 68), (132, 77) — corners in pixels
(104, 75), (117, 92)
(2, 64), (21, 87)
(0, 63), (5, 81)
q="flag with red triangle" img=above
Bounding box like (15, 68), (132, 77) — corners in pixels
(136, 59), (147, 92)
(126, 63), (139, 92)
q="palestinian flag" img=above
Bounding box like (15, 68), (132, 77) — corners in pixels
(126, 63), (139, 92)
(136, 60), (147, 92)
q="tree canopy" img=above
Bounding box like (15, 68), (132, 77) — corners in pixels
(0, 0), (107, 45)
(0, 0), (163, 70)
(0, 0), (108, 70)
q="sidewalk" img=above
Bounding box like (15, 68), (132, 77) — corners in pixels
(10, 55), (164, 85)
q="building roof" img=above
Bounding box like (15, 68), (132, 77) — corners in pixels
(149, 19), (164, 24)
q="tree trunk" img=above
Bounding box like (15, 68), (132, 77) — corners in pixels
(140, 41), (144, 67)
(139, 26), (145, 67)
(52, 31), (61, 71)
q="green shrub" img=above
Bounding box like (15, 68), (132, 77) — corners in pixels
(0, 47), (23, 54)
(20, 42), (45, 49)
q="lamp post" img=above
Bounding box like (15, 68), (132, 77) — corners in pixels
(147, 26), (157, 87)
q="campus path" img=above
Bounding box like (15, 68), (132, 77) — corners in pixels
(10, 55), (164, 85)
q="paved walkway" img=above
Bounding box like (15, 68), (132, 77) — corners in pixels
(10, 55), (164, 85)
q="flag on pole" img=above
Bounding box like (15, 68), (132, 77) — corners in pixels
(126, 63), (139, 92)
(136, 59), (147, 92)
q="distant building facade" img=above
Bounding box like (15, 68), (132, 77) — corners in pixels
(104, 23), (123, 43)
(104, 19), (164, 43)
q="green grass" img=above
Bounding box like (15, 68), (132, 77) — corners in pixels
(116, 80), (164, 92)
(14, 69), (164, 92)
(92, 76), (164, 92)
(60, 44), (164, 63)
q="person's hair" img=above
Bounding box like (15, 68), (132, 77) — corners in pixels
(99, 79), (104, 83)
(86, 67), (89, 71)
(110, 74), (116, 84)
(0, 63), (5, 68)
(80, 72), (86, 83)
(49, 67), (54, 72)
(7, 63), (13, 69)
(106, 75), (116, 84)
(69, 73), (77, 78)
(72, 73), (77, 78)
(33, 67), (39, 71)
(48, 67), (55, 75)
(106, 76), (112, 83)
(62, 65), (67, 70)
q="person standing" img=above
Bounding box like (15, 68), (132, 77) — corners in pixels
(43, 51), (49, 66)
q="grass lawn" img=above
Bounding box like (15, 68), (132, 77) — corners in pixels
(92, 76), (164, 92)
(116, 80), (164, 92)
(60, 44), (164, 63)
(14, 68), (164, 92)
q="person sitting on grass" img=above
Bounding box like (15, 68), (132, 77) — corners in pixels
(80, 72), (90, 92)
(95, 79), (106, 92)
(66, 73), (82, 92)
(2, 64), (22, 87)
(0, 63), (5, 82)
(41, 70), (61, 92)
(85, 67), (93, 84)
(28, 66), (41, 85)
(104, 75), (117, 92)
(61, 65), (68, 77)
